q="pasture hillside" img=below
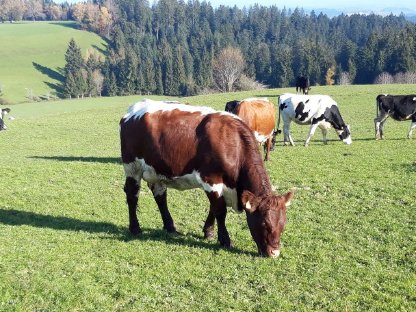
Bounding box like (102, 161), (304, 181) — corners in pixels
(0, 22), (106, 104)
(0, 85), (415, 310)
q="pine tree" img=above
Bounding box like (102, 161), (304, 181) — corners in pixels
(63, 39), (85, 98)
(64, 71), (77, 99)
(108, 72), (118, 96)
(171, 46), (186, 95)
(64, 38), (83, 76)
(86, 69), (95, 97)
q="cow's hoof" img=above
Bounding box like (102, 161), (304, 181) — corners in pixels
(129, 226), (142, 236)
(204, 230), (215, 240)
(164, 225), (177, 233)
(219, 237), (233, 249)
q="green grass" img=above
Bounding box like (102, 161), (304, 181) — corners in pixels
(0, 85), (415, 311)
(0, 22), (106, 104)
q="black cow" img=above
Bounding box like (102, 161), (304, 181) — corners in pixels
(295, 76), (310, 95)
(0, 108), (11, 131)
(374, 94), (416, 140)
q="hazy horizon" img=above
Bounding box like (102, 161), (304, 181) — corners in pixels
(56, 0), (416, 12)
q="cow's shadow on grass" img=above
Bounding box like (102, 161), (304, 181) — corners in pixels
(0, 208), (256, 257)
(30, 156), (120, 164)
(393, 162), (416, 173)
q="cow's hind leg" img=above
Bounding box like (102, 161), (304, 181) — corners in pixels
(123, 162), (143, 235)
(263, 137), (272, 161)
(375, 113), (389, 140)
(407, 119), (416, 139)
(205, 192), (232, 248)
(283, 122), (295, 146)
(148, 183), (177, 233)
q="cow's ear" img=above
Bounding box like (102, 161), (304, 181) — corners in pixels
(241, 191), (259, 213)
(282, 191), (294, 207)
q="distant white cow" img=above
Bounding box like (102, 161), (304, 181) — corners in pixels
(0, 108), (11, 131)
(278, 93), (351, 146)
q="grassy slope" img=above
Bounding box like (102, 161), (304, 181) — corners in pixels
(0, 85), (415, 311)
(0, 22), (106, 104)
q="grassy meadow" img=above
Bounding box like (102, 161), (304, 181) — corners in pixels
(0, 84), (415, 311)
(0, 22), (106, 104)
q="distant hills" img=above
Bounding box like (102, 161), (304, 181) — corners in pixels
(0, 22), (106, 104)
(306, 6), (416, 22)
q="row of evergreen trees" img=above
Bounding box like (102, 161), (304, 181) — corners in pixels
(66, 0), (416, 97)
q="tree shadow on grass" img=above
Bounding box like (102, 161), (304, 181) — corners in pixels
(32, 62), (64, 97)
(32, 62), (64, 82)
(47, 21), (79, 30)
(30, 156), (121, 164)
(0, 208), (255, 256)
(92, 44), (108, 56)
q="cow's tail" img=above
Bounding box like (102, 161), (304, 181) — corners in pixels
(275, 95), (282, 135)
(376, 95), (379, 118)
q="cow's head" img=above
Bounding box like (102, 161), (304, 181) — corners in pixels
(0, 108), (11, 131)
(338, 124), (352, 144)
(270, 129), (281, 151)
(224, 100), (239, 114)
(242, 191), (293, 257)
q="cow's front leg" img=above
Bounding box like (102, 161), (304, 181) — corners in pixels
(124, 176), (142, 235)
(205, 192), (232, 248)
(321, 128), (328, 145)
(148, 183), (176, 233)
(305, 123), (319, 146)
(407, 120), (416, 139)
(203, 210), (215, 240)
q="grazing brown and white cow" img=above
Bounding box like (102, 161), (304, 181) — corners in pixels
(374, 94), (416, 140)
(224, 98), (277, 161)
(278, 93), (351, 146)
(0, 108), (11, 131)
(120, 99), (293, 257)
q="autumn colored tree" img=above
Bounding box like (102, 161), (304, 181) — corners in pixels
(212, 47), (246, 92)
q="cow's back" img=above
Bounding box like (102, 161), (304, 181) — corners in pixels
(377, 94), (416, 120)
(120, 101), (257, 183)
(280, 93), (336, 124)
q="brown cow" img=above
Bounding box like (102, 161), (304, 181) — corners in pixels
(225, 98), (277, 161)
(120, 99), (293, 257)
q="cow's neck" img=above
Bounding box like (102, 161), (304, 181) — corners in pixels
(239, 157), (272, 196)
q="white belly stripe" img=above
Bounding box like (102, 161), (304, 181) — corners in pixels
(124, 158), (239, 212)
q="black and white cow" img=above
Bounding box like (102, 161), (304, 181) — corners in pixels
(295, 76), (310, 95)
(278, 93), (352, 146)
(374, 94), (416, 140)
(0, 108), (11, 131)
